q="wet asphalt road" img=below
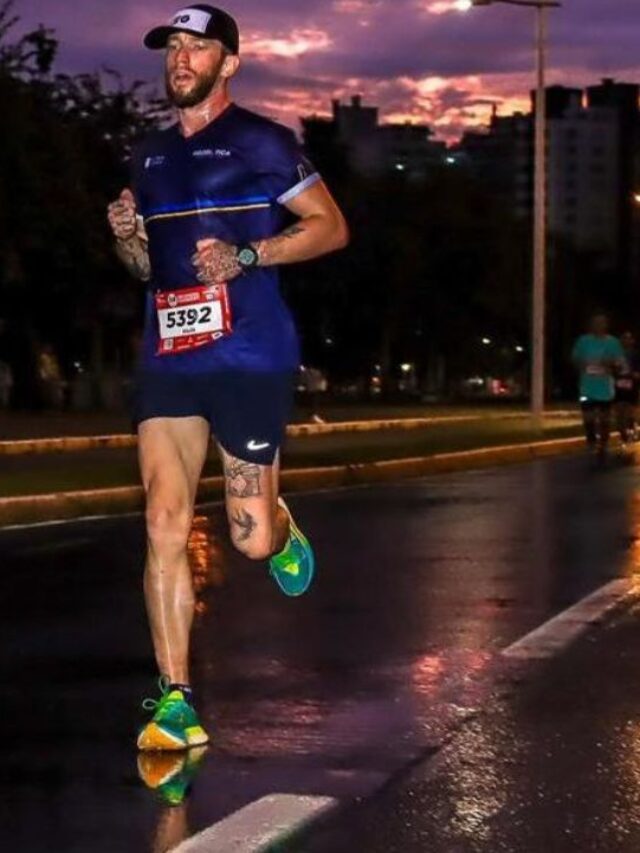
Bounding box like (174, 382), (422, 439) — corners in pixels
(2, 453), (638, 852)
(301, 602), (640, 853)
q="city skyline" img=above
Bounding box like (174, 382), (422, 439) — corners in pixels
(11, 0), (640, 140)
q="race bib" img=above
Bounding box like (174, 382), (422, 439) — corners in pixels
(585, 363), (606, 376)
(155, 284), (232, 356)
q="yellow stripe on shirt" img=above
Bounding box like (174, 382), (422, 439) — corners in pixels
(145, 202), (271, 225)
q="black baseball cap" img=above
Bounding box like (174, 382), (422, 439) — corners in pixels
(143, 5), (239, 54)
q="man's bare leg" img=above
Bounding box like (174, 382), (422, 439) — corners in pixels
(138, 417), (210, 685)
(219, 447), (314, 596)
(219, 447), (287, 559)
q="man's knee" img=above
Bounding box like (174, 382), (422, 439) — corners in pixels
(230, 525), (274, 561)
(145, 498), (192, 551)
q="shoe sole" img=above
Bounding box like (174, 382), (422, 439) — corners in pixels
(185, 725), (210, 747)
(137, 722), (188, 752)
(137, 722), (211, 752)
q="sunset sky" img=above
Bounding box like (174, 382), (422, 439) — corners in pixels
(11, 0), (640, 141)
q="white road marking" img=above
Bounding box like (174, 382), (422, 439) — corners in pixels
(170, 795), (337, 853)
(502, 577), (638, 660)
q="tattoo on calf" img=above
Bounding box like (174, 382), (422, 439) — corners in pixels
(231, 508), (257, 542)
(225, 457), (262, 498)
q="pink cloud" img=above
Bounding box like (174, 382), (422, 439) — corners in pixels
(419, 1), (469, 14)
(243, 29), (332, 61)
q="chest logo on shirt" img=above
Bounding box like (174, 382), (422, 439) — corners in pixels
(192, 148), (232, 159)
(145, 155), (167, 170)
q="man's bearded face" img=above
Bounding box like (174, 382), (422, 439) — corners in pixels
(165, 40), (226, 108)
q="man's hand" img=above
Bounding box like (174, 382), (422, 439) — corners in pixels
(193, 238), (243, 285)
(107, 189), (138, 242)
(108, 188), (151, 281)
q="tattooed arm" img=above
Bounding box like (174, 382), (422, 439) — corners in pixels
(256, 180), (349, 267)
(193, 181), (349, 285)
(115, 234), (151, 282)
(107, 188), (151, 282)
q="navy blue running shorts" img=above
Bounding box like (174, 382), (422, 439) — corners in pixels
(132, 371), (295, 466)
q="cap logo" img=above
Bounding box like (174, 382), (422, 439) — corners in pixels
(171, 8), (212, 34)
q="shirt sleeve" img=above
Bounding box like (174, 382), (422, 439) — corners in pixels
(572, 337), (584, 362)
(252, 126), (321, 205)
(610, 338), (625, 361)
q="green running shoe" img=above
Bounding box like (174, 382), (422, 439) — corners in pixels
(269, 497), (315, 597)
(137, 746), (209, 806)
(137, 678), (209, 752)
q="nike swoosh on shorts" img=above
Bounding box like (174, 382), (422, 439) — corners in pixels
(247, 440), (271, 451)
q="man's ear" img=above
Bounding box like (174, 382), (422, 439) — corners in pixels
(221, 54), (240, 80)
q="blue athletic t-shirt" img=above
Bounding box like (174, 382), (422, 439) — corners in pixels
(131, 104), (320, 374)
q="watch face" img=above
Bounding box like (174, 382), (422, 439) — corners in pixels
(238, 247), (258, 267)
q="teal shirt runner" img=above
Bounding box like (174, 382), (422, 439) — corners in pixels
(572, 334), (625, 403)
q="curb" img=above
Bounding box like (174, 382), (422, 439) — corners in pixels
(0, 435), (585, 528)
(503, 578), (638, 661)
(0, 411), (580, 455)
(170, 795), (338, 853)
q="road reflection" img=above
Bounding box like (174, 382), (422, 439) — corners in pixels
(188, 515), (228, 616)
(138, 747), (210, 852)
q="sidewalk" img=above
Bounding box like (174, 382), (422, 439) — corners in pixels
(302, 597), (640, 853)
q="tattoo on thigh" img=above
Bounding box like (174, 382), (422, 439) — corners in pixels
(225, 457), (262, 498)
(231, 508), (257, 542)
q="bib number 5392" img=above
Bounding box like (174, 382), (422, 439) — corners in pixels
(155, 284), (232, 355)
(163, 304), (214, 331)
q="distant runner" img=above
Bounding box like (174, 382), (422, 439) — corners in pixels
(107, 4), (348, 753)
(614, 330), (640, 449)
(572, 313), (625, 459)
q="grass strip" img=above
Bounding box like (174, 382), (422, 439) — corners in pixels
(0, 419), (582, 498)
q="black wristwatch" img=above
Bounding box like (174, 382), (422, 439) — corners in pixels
(236, 244), (260, 270)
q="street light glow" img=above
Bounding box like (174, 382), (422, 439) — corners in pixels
(455, 0), (473, 10)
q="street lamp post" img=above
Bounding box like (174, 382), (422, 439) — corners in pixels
(463, 0), (561, 424)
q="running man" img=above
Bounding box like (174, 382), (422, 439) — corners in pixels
(571, 313), (625, 459)
(107, 5), (349, 751)
(614, 331), (640, 448)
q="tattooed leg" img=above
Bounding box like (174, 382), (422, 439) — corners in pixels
(220, 447), (282, 561)
(230, 507), (257, 543)
(224, 456), (263, 498)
